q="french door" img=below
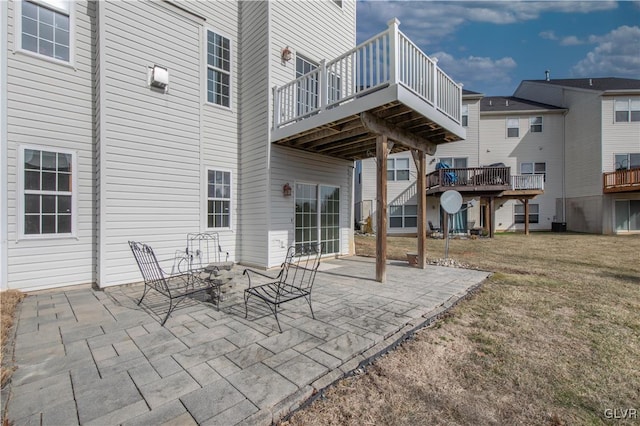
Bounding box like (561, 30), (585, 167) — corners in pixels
(295, 183), (340, 254)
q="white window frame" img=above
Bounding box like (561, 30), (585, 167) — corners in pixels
(514, 203), (539, 224)
(530, 116), (543, 133)
(205, 167), (232, 230)
(14, 0), (75, 66)
(521, 162), (546, 182)
(205, 28), (232, 109)
(507, 117), (519, 138)
(389, 204), (417, 228)
(438, 157), (468, 169)
(387, 158), (410, 181)
(461, 104), (469, 127)
(614, 98), (640, 123)
(614, 153), (640, 170)
(17, 144), (77, 240)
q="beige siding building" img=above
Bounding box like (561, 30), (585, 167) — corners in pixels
(356, 78), (640, 236)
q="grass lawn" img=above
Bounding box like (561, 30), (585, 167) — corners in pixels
(286, 233), (640, 425)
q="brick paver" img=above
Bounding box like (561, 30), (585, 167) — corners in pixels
(4, 257), (489, 425)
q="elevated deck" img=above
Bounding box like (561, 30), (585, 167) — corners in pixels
(603, 169), (640, 193)
(426, 167), (545, 198)
(271, 19), (465, 160)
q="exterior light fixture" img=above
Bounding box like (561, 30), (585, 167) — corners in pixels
(148, 65), (169, 93)
(283, 183), (292, 197)
(281, 46), (292, 63)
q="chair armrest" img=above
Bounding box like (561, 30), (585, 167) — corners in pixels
(243, 268), (282, 288)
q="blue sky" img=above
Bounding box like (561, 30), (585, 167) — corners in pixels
(356, 1), (640, 95)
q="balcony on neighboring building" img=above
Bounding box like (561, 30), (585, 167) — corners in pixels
(603, 169), (640, 193)
(426, 166), (545, 197)
(270, 18), (465, 160)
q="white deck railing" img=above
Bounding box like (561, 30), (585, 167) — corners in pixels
(273, 18), (463, 129)
(511, 175), (545, 191)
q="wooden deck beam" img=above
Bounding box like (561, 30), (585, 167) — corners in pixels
(361, 112), (437, 155)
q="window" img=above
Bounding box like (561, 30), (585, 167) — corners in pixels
(20, 146), (75, 237)
(514, 203), (539, 224)
(387, 158), (410, 181)
(615, 153), (640, 170)
(19, 0), (72, 62)
(438, 157), (467, 169)
(615, 98), (640, 122)
(390, 205), (417, 228)
(461, 104), (469, 127)
(206, 30), (231, 107)
(296, 56), (318, 115)
(506, 117), (519, 137)
(207, 169), (231, 228)
(521, 162), (546, 181)
(530, 116), (543, 133)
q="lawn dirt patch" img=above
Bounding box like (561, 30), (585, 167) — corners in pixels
(1, 290), (25, 388)
(284, 233), (640, 426)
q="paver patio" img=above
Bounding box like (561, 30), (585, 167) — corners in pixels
(3, 256), (490, 425)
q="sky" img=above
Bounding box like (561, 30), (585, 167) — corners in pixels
(356, 1), (640, 96)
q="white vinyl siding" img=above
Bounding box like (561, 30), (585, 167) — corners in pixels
(15, 0), (74, 64)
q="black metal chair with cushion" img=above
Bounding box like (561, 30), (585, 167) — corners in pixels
(243, 243), (322, 332)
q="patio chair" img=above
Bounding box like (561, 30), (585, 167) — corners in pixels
(428, 220), (441, 233)
(128, 241), (220, 325)
(243, 243), (322, 332)
(184, 232), (233, 274)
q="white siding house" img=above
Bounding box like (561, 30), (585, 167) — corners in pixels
(356, 78), (640, 236)
(2, 0), (466, 291)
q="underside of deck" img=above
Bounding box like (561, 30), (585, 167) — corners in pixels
(271, 84), (465, 161)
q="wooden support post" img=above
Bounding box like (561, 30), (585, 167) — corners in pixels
(489, 197), (496, 238)
(442, 206), (448, 238)
(412, 149), (427, 268)
(483, 199), (490, 234)
(376, 135), (388, 283)
(523, 198), (530, 236)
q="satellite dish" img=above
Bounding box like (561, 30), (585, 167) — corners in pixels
(441, 190), (463, 214)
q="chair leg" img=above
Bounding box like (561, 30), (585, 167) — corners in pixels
(306, 295), (315, 319)
(161, 298), (174, 326)
(137, 284), (150, 306)
(273, 304), (282, 333)
(244, 291), (250, 319)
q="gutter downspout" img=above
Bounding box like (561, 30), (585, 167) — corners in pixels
(1, 0), (8, 290)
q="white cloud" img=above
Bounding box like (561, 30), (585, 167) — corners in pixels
(431, 51), (517, 90)
(539, 30), (558, 40)
(560, 35), (584, 46)
(572, 25), (640, 77)
(357, 1), (618, 44)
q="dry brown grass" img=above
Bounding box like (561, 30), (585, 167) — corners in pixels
(285, 233), (640, 426)
(1, 290), (25, 388)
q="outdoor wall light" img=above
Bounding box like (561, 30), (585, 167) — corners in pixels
(283, 183), (292, 197)
(281, 46), (293, 63)
(148, 64), (169, 93)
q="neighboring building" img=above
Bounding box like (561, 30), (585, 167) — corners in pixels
(1, 1), (465, 291)
(356, 78), (640, 235)
(514, 78), (640, 234)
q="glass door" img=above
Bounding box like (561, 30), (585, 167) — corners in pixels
(616, 200), (640, 232)
(295, 184), (340, 254)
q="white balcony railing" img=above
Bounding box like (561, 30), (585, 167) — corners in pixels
(511, 174), (545, 191)
(273, 18), (463, 129)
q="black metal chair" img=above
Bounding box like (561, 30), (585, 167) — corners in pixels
(129, 241), (219, 325)
(428, 220), (441, 232)
(243, 244), (322, 332)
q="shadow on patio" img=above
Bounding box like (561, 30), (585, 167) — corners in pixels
(5, 256), (489, 425)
